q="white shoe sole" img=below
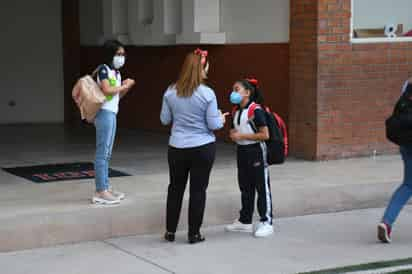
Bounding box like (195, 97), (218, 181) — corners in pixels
(225, 227), (253, 233)
(254, 229), (274, 238)
(114, 193), (125, 200)
(91, 197), (120, 205)
(110, 190), (125, 200)
(378, 223), (391, 243)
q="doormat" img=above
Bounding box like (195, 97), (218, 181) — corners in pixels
(2, 162), (130, 183)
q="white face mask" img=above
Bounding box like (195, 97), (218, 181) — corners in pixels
(113, 55), (125, 69)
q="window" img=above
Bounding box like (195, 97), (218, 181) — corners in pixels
(351, 0), (412, 43)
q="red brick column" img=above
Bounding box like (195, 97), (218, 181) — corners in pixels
(289, 0), (319, 159)
(290, 0), (412, 160)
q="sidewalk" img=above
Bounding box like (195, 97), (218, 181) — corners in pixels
(0, 125), (406, 251)
(0, 150), (405, 252)
(2, 206), (412, 274)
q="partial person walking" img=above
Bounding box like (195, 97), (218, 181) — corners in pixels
(160, 49), (228, 244)
(379, 77), (412, 243)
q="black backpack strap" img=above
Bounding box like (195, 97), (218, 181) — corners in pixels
(404, 82), (412, 97)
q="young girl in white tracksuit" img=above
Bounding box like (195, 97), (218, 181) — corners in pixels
(225, 78), (274, 237)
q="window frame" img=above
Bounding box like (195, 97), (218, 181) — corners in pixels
(350, 0), (412, 44)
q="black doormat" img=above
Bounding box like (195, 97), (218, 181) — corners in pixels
(2, 162), (130, 183)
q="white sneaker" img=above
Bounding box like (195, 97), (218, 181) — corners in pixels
(225, 220), (253, 233)
(92, 191), (120, 205)
(254, 221), (264, 231)
(110, 189), (125, 200)
(254, 222), (274, 237)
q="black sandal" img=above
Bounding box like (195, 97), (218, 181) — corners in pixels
(188, 233), (205, 244)
(164, 232), (175, 242)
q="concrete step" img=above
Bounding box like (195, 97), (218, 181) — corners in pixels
(0, 160), (402, 252)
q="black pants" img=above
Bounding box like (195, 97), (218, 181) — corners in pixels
(166, 142), (216, 236)
(237, 143), (273, 224)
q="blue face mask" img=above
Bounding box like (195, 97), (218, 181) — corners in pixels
(230, 91), (242, 105)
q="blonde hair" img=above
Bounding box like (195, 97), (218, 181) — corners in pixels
(175, 52), (204, 97)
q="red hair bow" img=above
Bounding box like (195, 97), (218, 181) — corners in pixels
(246, 78), (259, 87)
(194, 48), (208, 65)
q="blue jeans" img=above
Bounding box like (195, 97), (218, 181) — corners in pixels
(382, 146), (412, 226)
(94, 109), (117, 192)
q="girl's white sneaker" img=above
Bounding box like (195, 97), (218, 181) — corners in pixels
(225, 220), (253, 233)
(254, 222), (273, 237)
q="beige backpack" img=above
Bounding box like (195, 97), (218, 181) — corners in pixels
(72, 68), (106, 123)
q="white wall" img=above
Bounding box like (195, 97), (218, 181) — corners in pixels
(221, 0), (289, 43)
(80, 0), (290, 46)
(353, 0), (412, 33)
(102, 0), (130, 43)
(0, 1), (64, 124)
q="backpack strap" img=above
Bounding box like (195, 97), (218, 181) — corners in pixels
(273, 112), (289, 156)
(247, 102), (261, 120)
(404, 83), (412, 98)
(92, 64), (105, 78)
(233, 103), (261, 123)
(94, 64), (113, 80)
(246, 102), (262, 133)
(233, 102), (261, 120)
(91, 66), (100, 78)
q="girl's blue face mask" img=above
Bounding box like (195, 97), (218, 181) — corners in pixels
(230, 91), (242, 105)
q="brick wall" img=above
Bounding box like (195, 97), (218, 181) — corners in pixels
(290, 0), (412, 160)
(289, 0), (319, 159)
(318, 0), (412, 159)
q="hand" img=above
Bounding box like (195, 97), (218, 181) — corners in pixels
(122, 79), (135, 89)
(230, 130), (243, 142)
(220, 111), (230, 124)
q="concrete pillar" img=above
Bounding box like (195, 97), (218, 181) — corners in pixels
(127, 0), (149, 44)
(128, 0), (181, 45)
(102, 0), (129, 44)
(177, 0), (226, 44)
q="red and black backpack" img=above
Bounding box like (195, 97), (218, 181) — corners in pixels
(233, 102), (288, 165)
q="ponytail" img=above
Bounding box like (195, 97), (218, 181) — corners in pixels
(239, 78), (265, 105)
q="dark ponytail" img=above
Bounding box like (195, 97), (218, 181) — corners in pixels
(238, 78), (265, 105)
